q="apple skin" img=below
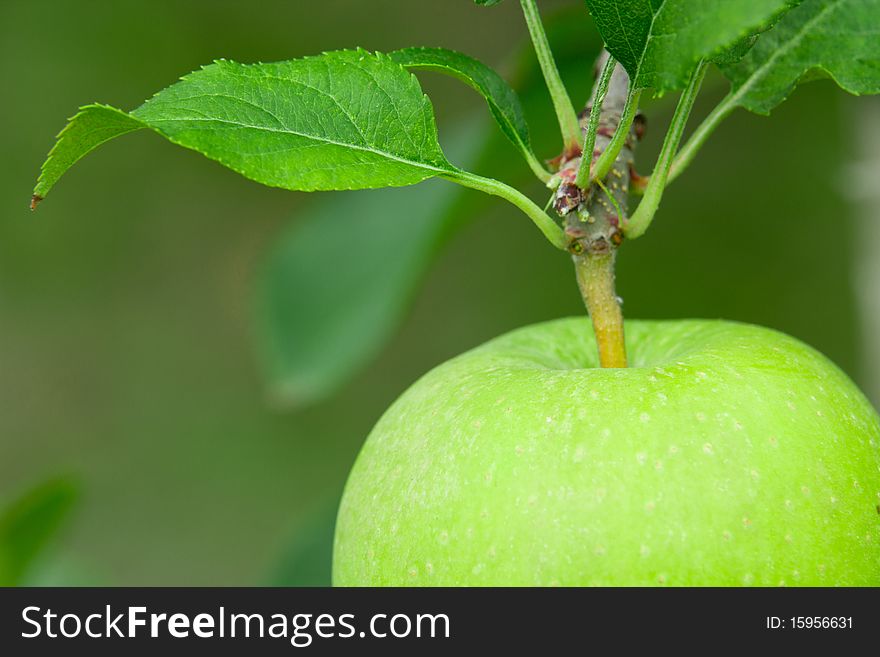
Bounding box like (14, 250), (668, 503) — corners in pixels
(333, 319), (880, 586)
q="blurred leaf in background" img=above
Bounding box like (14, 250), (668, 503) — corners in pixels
(256, 120), (486, 409)
(0, 478), (77, 586)
(270, 495), (340, 587)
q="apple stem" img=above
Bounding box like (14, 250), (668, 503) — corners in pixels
(574, 252), (627, 368)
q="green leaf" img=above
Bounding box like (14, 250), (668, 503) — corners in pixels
(712, 34), (762, 67)
(34, 50), (457, 202)
(0, 478), (78, 586)
(719, 0), (880, 114)
(32, 104), (145, 205)
(711, 4), (797, 66)
(257, 119), (484, 408)
(390, 47), (549, 180)
(34, 49), (562, 247)
(475, 0), (505, 5)
(584, 0), (793, 91)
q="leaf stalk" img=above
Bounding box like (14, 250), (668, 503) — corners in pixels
(575, 55), (617, 188)
(667, 92), (736, 185)
(590, 87), (641, 183)
(446, 170), (567, 249)
(518, 0), (582, 152)
(625, 62), (707, 239)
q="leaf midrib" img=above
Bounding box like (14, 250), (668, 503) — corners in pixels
(142, 111), (452, 174)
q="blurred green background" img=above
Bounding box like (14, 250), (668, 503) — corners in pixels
(1, 0), (876, 585)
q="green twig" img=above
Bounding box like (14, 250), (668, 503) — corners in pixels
(446, 169), (567, 250)
(626, 62), (708, 239)
(519, 0), (581, 151)
(575, 55), (616, 188)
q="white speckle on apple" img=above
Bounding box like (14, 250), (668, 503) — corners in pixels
(696, 371), (708, 380)
(472, 563), (484, 575)
(695, 412), (707, 422)
(654, 460), (663, 470)
(785, 499), (793, 509)
(743, 573), (755, 585)
(594, 545), (607, 556)
(657, 574), (667, 585)
(742, 517), (752, 528)
(801, 486), (810, 496)
(830, 495), (837, 504)
(527, 494), (538, 506)
(514, 445), (524, 455)
(669, 444), (679, 454)
(408, 567), (418, 578)
(640, 412), (650, 423)
(734, 420), (744, 431)
(487, 546), (497, 558)
(426, 562), (434, 574)
(750, 469), (760, 480)
(589, 390), (600, 400)
(640, 544), (651, 557)
(702, 442), (714, 455)
(573, 445), (586, 463)
(784, 534), (793, 543)
(656, 392), (668, 404)
(636, 452), (647, 465)
(787, 401), (797, 411)
(722, 530), (732, 541)
(437, 530), (449, 545)
(645, 500), (656, 512)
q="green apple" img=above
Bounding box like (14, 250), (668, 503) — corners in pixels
(333, 318), (880, 586)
